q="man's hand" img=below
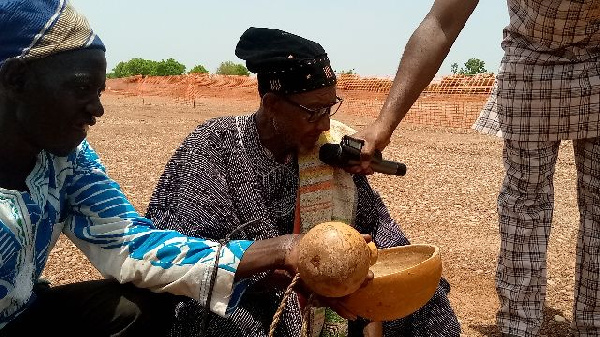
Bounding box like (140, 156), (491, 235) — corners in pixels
(282, 234), (302, 275)
(236, 233), (376, 321)
(346, 120), (393, 175)
(235, 234), (302, 281)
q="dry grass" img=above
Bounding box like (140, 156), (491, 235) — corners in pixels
(43, 91), (580, 336)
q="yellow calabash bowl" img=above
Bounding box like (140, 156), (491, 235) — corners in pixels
(340, 244), (442, 322)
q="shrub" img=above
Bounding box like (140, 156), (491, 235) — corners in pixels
(111, 58), (187, 77)
(154, 58), (186, 76)
(337, 69), (355, 75)
(216, 61), (249, 76)
(189, 64), (209, 74)
(451, 58), (487, 75)
(115, 58), (157, 77)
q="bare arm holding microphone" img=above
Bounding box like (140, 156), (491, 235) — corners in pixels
(350, 0), (479, 173)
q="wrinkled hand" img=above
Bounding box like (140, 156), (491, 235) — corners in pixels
(346, 120), (393, 175)
(282, 234), (303, 276)
(264, 271), (371, 321)
(257, 269), (296, 291)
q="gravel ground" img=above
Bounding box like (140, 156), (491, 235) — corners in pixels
(42, 90), (580, 336)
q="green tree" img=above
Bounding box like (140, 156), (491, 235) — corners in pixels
(216, 61), (249, 76)
(460, 58), (487, 75)
(337, 69), (355, 75)
(112, 58), (158, 77)
(189, 64), (209, 74)
(450, 63), (459, 74)
(111, 61), (130, 78)
(154, 58), (186, 76)
(125, 58), (158, 76)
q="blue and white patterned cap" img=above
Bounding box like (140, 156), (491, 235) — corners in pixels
(0, 0), (105, 65)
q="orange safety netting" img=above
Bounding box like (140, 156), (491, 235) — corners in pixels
(107, 73), (496, 129)
(424, 73), (495, 95)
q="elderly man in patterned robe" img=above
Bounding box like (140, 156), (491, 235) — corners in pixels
(147, 27), (461, 337)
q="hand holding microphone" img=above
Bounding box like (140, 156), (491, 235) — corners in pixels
(319, 136), (406, 176)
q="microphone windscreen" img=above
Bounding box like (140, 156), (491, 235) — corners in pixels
(319, 144), (344, 166)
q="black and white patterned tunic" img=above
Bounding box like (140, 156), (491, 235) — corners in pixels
(146, 114), (461, 336)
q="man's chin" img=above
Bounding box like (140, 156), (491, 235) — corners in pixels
(47, 145), (78, 157)
(298, 143), (318, 155)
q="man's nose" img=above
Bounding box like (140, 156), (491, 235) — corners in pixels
(316, 115), (330, 132)
(86, 97), (104, 118)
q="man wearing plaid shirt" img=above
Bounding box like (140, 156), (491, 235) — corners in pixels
(351, 1), (600, 336)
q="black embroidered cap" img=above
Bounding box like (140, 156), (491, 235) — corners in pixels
(235, 27), (336, 95)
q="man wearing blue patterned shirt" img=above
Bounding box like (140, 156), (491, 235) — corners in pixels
(0, 1), (313, 336)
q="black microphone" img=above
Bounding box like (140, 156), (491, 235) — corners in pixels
(319, 138), (407, 176)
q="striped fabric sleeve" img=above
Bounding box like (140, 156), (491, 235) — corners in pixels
(61, 141), (253, 317)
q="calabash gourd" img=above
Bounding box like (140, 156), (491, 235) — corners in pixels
(297, 221), (378, 297)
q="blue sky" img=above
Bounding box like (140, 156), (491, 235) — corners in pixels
(72, 0), (508, 77)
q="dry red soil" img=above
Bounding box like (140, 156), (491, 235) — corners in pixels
(42, 86), (578, 337)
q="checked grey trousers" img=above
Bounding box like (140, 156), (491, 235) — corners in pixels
(496, 138), (600, 337)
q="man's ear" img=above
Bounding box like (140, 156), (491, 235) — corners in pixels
(261, 92), (279, 118)
(0, 58), (29, 96)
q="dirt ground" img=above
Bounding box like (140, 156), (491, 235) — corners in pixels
(42, 87), (581, 336)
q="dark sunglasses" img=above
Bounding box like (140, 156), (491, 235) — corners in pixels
(278, 95), (344, 122)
